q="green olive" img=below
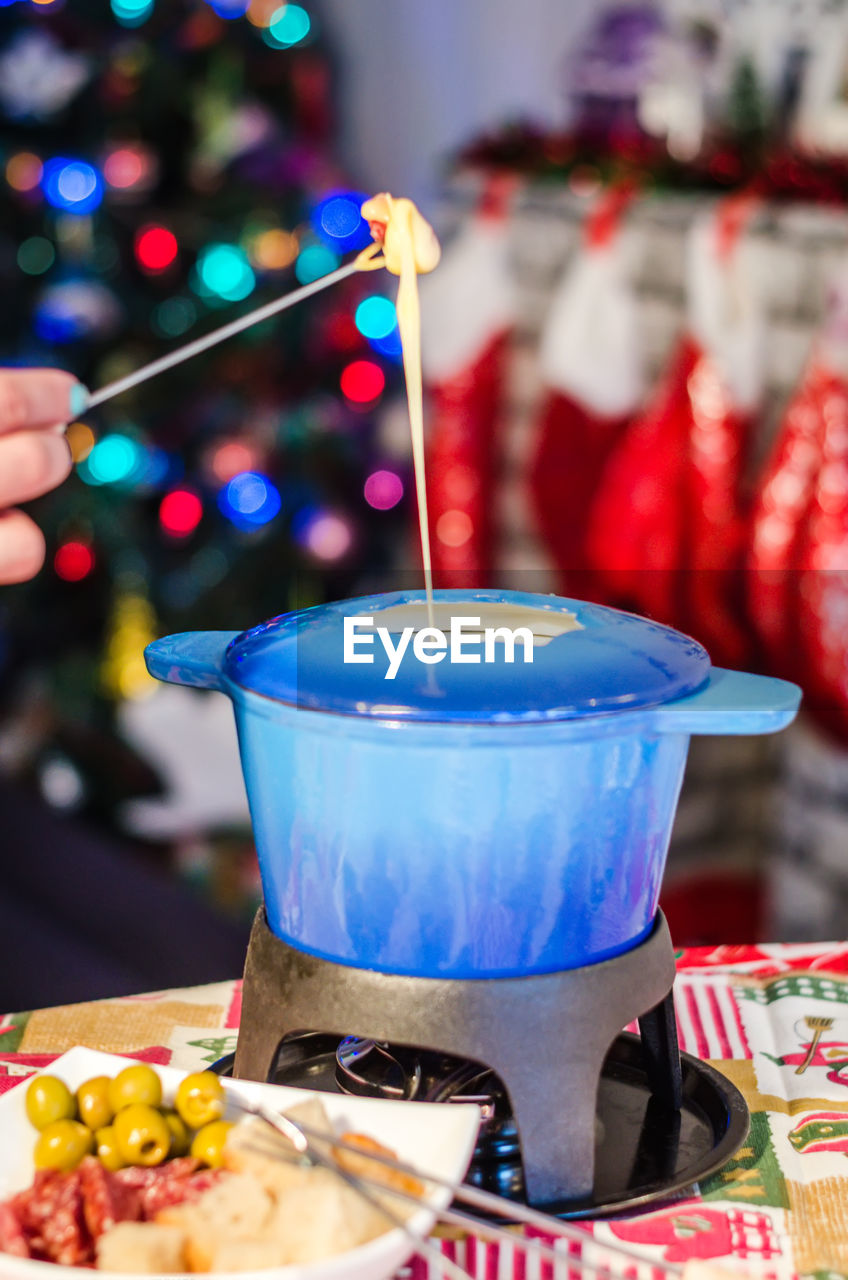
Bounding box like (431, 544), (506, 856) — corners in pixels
(190, 1120), (233, 1169)
(25, 1075), (76, 1132)
(174, 1072), (226, 1129)
(76, 1076), (114, 1132)
(34, 1119), (95, 1171)
(108, 1064), (162, 1114)
(113, 1103), (171, 1167)
(163, 1109), (191, 1157)
(94, 1125), (126, 1172)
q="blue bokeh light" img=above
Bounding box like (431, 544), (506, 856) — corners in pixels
(42, 158), (104, 215)
(311, 191), (371, 254)
(367, 327), (403, 362)
(218, 471), (282, 530)
(205, 0), (249, 15)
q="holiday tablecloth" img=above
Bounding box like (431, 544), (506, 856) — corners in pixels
(3, 943), (848, 1279)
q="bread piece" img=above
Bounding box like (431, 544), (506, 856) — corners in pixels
(334, 1132), (425, 1202)
(199, 1238), (290, 1273)
(157, 1172), (274, 1272)
(95, 1221), (187, 1274)
(262, 1166), (390, 1264)
(222, 1117), (315, 1199)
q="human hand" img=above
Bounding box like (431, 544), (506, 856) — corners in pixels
(0, 368), (87, 584)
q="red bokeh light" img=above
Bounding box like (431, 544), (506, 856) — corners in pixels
(54, 541), (95, 582)
(135, 225), (178, 274)
(104, 147), (146, 190)
(210, 441), (257, 483)
(159, 489), (203, 537)
(340, 360), (385, 405)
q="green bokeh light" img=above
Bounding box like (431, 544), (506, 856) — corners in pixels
(17, 237), (55, 276)
(153, 297), (196, 338)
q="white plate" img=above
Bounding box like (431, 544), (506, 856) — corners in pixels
(0, 1046), (481, 1280)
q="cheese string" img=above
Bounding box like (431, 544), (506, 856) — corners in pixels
(355, 198), (439, 631)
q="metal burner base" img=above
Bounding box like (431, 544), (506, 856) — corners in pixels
(233, 911), (680, 1205)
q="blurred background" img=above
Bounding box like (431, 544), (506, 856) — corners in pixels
(2, 0), (848, 1008)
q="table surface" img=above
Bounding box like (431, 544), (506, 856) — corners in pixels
(3, 942), (848, 1280)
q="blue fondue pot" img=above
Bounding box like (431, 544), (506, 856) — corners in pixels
(145, 589), (800, 978)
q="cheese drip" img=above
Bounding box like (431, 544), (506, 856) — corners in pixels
(356, 194), (441, 627)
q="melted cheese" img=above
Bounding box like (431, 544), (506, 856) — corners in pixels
(356, 194), (441, 626)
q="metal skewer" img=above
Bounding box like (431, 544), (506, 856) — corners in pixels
(84, 260), (361, 411)
(242, 1107), (680, 1275)
(244, 1135), (616, 1280)
(228, 1093), (685, 1280)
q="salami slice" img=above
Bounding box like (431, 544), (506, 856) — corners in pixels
(79, 1157), (141, 1240)
(0, 1201), (30, 1258)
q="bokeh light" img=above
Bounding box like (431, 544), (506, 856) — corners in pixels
(159, 489), (203, 538)
(364, 469), (404, 511)
(246, 0), (278, 25)
(104, 146), (147, 190)
(294, 243), (339, 285)
(355, 295), (397, 341)
(80, 433), (141, 486)
(111, 0), (154, 26)
(436, 509), (474, 548)
(54, 541), (95, 582)
(205, 0), (249, 15)
(17, 237), (54, 276)
(218, 471), (281, 530)
(42, 157), (104, 215)
(340, 359), (385, 405)
(249, 228), (298, 271)
(263, 3), (311, 47)
(135, 225), (178, 273)
(152, 297), (196, 339)
(312, 191), (370, 253)
(368, 327), (403, 361)
(65, 421), (96, 463)
(194, 243), (255, 302)
(210, 441), (257, 483)
(6, 152), (42, 193)
(298, 511), (352, 561)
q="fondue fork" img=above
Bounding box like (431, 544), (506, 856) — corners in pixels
(239, 1105), (740, 1280)
(83, 262), (360, 411)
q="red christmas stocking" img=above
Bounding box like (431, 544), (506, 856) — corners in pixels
(747, 358), (830, 680)
(587, 336), (694, 626)
(420, 192), (516, 586)
(589, 199), (763, 663)
(796, 382), (848, 740)
(528, 186), (643, 602)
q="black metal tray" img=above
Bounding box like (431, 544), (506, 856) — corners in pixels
(212, 1030), (749, 1219)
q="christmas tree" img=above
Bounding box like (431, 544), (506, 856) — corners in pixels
(0, 0), (410, 880)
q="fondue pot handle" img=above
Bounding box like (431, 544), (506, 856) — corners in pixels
(651, 668), (801, 735)
(144, 631), (240, 691)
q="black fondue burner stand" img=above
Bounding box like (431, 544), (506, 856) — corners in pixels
(233, 908), (682, 1206)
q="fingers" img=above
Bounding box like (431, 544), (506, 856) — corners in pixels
(0, 430), (73, 508)
(0, 368), (85, 436)
(0, 509), (47, 584)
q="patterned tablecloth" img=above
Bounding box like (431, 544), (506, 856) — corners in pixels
(3, 942), (848, 1279)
